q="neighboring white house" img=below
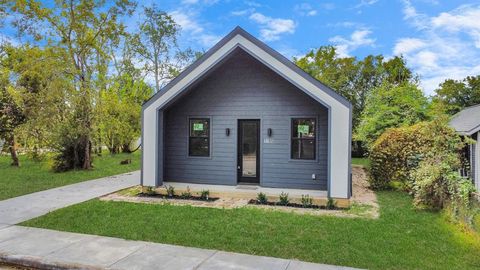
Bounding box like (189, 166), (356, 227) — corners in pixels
(141, 27), (352, 199)
(450, 104), (480, 191)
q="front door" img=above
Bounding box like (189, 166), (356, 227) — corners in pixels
(237, 120), (260, 184)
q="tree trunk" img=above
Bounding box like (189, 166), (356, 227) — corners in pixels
(122, 143), (132, 153)
(8, 134), (20, 167)
(82, 136), (92, 169)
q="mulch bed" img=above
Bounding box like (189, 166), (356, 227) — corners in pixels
(138, 193), (219, 202)
(248, 199), (346, 210)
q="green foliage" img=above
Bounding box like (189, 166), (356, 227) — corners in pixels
(180, 187), (192, 199)
(143, 186), (156, 195)
(432, 75), (480, 115)
(369, 119), (465, 190)
(199, 190), (210, 200)
(301, 194), (313, 208)
(256, 192), (267, 204)
(294, 46), (415, 130)
(130, 5), (197, 93)
(326, 197), (336, 209)
(278, 192), (289, 205)
(356, 82), (429, 148)
(411, 158), (475, 211)
(165, 185), (175, 197)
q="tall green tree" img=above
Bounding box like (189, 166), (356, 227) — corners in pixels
(356, 82), (429, 148)
(294, 46), (415, 131)
(131, 5), (197, 93)
(0, 66), (25, 166)
(11, 0), (135, 170)
(432, 75), (480, 115)
(2, 45), (71, 159)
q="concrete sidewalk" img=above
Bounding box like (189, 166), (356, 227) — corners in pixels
(0, 226), (360, 270)
(0, 171), (139, 226)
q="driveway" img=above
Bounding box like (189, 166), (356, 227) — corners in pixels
(0, 171), (139, 227)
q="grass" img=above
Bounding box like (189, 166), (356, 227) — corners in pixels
(0, 151), (140, 201)
(21, 191), (480, 270)
(352, 157), (370, 168)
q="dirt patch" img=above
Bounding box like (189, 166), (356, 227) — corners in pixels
(350, 165), (379, 218)
(102, 166), (379, 218)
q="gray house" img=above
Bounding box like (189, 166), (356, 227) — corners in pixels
(141, 27), (352, 199)
(450, 104), (480, 191)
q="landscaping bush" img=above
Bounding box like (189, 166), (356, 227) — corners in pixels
(166, 185), (175, 197)
(199, 190), (210, 200)
(278, 192), (289, 205)
(369, 118), (478, 226)
(301, 194), (313, 208)
(256, 192), (267, 204)
(411, 156), (475, 210)
(369, 119), (465, 190)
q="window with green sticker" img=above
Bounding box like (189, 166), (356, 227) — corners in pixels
(291, 118), (316, 160)
(189, 118), (210, 156)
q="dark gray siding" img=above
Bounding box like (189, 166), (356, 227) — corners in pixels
(164, 49), (328, 190)
(472, 132), (477, 184)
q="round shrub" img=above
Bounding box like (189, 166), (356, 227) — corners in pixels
(369, 119), (465, 190)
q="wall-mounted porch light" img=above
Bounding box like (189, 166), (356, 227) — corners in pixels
(226, 128), (230, 136)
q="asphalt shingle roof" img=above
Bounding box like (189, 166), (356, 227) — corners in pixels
(449, 104), (480, 135)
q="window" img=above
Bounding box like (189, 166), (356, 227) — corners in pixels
(291, 118), (316, 160)
(189, 118), (210, 157)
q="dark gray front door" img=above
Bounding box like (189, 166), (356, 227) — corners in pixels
(237, 120), (260, 183)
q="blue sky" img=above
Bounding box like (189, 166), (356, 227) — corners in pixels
(3, 0), (480, 95)
(143, 0), (480, 95)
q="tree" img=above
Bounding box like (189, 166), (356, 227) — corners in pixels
(0, 60), (25, 166)
(1, 45), (71, 159)
(356, 82), (429, 148)
(131, 5), (196, 93)
(11, 0), (135, 170)
(294, 46), (415, 131)
(432, 75), (480, 115)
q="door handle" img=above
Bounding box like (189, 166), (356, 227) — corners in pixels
(237, 166), (241, 170)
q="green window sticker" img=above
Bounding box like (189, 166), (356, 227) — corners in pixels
(297, 124), (309, 135)
(193, 123), (204, 131)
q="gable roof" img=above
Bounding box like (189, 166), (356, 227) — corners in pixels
(450, 104), (480, 135)
(142, 26), (352, 110)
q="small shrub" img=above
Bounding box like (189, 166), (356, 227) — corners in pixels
(165, 185), (175, 197)
(278, 192), (289, 205)
(199, 189), (210, 200)
(326, 197), (336, 209)
(301, 194), (313, 208)
(143, 186), (156, 195)
(180, 186), (192, 199)
(256, 192), (268, 204)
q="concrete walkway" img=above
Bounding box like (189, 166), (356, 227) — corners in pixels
(0, 226), (359, 270)
(0, 171), (139, 226)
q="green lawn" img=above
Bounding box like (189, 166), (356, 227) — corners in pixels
(0, 152), (140, 200)
(352, 157), (370, 168)
(21, 191), (480, 270)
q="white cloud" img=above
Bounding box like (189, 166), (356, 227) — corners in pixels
(231, 8), (255, 16)
(181, 0), (219, 5)
(329, 29), (376, 57)
(393, 38), (427, 55)
(354, 0), (379, 9)
(249, 12), (296, 41)
(395, 2), (480, 94)
(170, 10), (220, 47)
(294, 3), (318, 17)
